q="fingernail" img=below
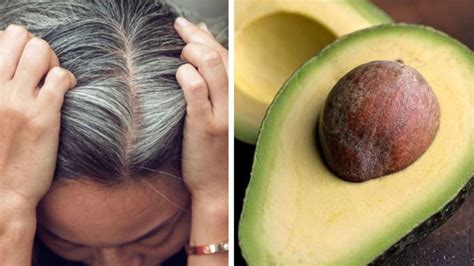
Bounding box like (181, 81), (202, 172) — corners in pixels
(198, 22), (208, 30)
(6, 24), (22, 33)
(175, 17), (191, 27)
(6, 24), (18, 30)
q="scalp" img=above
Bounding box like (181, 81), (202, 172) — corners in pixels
(0, 0), (187, 182)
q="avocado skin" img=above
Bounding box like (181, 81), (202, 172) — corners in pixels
(371, 177), (473, 265)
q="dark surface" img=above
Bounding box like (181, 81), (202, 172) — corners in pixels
(235, 1), (474, 265)
(371, 178), (473, 265)
(234, 140), (256, 266)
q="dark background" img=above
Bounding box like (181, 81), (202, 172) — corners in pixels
(234, 0), (474, 265)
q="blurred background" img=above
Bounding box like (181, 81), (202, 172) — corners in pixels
(172, 0), (228, 45)
(174, 0), (228, 18)
(235, 0), (473, 265)
(375, 0), (474, 48)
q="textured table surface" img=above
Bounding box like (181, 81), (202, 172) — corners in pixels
(235, 1), (473, 265)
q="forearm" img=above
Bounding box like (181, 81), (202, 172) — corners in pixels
(187, 194), (228, 266)
(0, 197), (37, 266)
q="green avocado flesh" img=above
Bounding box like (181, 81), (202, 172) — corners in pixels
(239, 24), (474, 265)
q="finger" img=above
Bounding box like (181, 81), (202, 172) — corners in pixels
(37, 67), (76, 111)
(176, 63), (212, 120)
(49, 50), (60, 70)
(181, 43), (228, 118)
(198, 22), (212, 36)
(0, 25), (31, 81)
(174, 17), (225, 53)
(13, 38), (53, 93)
(175, 18), (228, 72)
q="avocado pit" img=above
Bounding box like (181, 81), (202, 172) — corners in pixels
(319, 60), (440, 182)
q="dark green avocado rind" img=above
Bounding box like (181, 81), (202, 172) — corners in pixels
(240, 24), (474, 265)
(371, 177), (474, 265)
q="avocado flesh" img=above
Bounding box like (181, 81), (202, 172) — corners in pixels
(235, 0), (392, 144)
(235, 13), (336, 143)
(239, 24), (474, 265)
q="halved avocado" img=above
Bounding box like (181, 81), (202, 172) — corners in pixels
(239, 24), (474, 265)
(235, 0), (392, 144)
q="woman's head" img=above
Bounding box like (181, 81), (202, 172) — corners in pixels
(0, 0), (195, 264)
(1, 0), (186, 183)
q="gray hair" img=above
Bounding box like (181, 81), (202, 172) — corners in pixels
(0, 0), (194, 183)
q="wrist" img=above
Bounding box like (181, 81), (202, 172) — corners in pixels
(0, 214), (36, 237)
(0, 192), (38, 223)
(0, 194), (37, 245)
(191, 197), (228, 224)
(190, 194), (228, 246)
(190, 179), (228, 206)
(0, 206), (37, 238)
(0, 203), (37, 266)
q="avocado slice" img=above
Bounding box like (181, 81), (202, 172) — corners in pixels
(235, 0), (392, 144)
(239, 24), (474, 265)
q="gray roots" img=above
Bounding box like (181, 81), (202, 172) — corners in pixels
(0, 0), (191, 183)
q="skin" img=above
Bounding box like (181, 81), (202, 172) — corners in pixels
(37, 175), (191, 265)
(0, 16), (228, 266)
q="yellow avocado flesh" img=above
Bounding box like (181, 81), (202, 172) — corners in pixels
(235, 0), (392, 144)
(237, 13), (335, 107)
(239, 25), (474, 265)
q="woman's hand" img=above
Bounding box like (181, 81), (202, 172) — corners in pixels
(175, 18), (228, 205)
(0, 24), (76, 266)
(0, 25), (76, 215)
(174, 17), (228, 265)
